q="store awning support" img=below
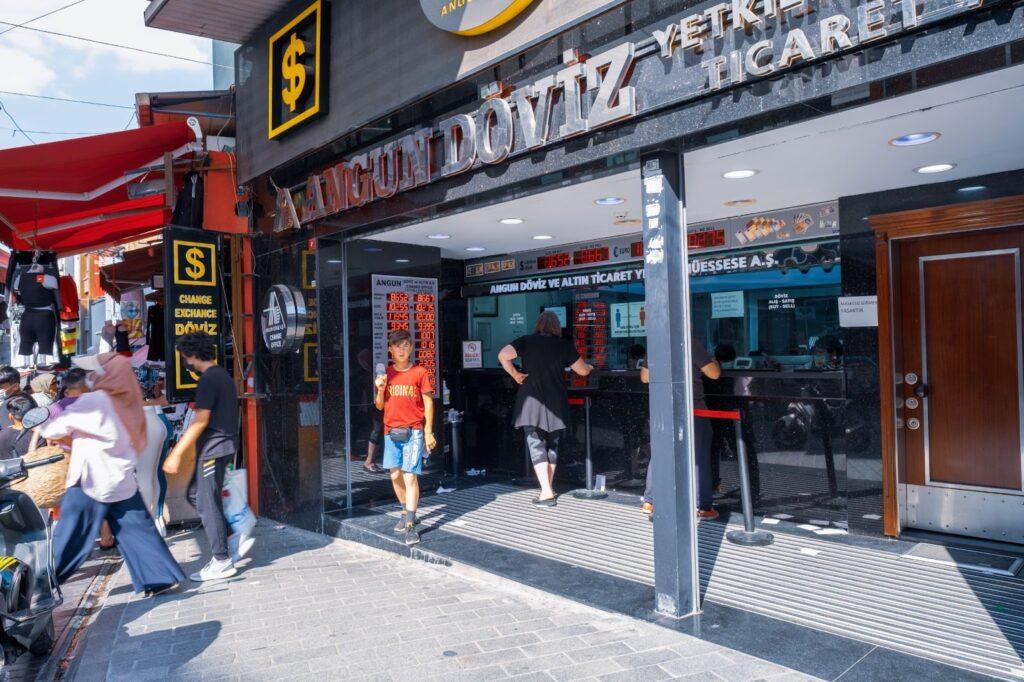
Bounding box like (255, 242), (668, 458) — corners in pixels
(642, 149), (701, 619)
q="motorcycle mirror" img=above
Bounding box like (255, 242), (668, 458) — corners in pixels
(21, 406), (50, 430)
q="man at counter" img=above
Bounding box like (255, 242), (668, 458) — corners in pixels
(640, 335), (721, 520)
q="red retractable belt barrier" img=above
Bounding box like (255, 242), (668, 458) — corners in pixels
(568, 397), (586, 406)
(693, 408), (741, 421)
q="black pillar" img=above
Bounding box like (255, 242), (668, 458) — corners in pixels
(641, 150), (699, 618)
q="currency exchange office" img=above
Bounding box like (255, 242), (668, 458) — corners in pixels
(147, 0), (1024, 670)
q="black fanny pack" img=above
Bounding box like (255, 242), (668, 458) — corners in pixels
(389, 427), (413, 444)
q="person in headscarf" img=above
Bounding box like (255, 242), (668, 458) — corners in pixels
(39, 353), (184, 596)
(29, 373), (57, 408)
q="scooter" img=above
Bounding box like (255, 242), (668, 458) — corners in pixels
(0, 406), (65, 664)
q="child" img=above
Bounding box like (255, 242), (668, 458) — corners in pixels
(374, 329), (436, 546)
(0, 393), (36, 459)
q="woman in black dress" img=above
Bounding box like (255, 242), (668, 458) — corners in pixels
(498, 311), (593, 506)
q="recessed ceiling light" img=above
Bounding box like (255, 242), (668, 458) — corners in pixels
(363, 247), (383, 253)
(465, 246), (485, 252)
(499, 218), (524, 225)
(595, 197), (625, 206)
(957, 185), (986, 193)
(722, 169), (758, 180)
(533, 235), (553, 241)
(889, 132), (940, 147)
(427, 233), (451, 240)
(395, 258), (410, 263)
(724, 199), (757, 207)
(915, 163), (955, 174)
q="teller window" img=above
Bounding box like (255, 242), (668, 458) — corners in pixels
(468, 277), (648, 370)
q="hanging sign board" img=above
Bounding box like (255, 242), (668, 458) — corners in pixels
(371, 275), (441, 388)
(163, 225), (223, 402)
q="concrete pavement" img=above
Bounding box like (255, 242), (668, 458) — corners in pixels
(63, 521), (817, 681)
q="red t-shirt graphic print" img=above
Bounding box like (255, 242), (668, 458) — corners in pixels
(383, 364), (434, 433)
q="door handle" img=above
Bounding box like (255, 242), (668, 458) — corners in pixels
(914, 383), (928, 399)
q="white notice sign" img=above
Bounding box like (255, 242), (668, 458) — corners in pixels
(609, 302), (647, 338)
(838, 296), (878, 327)
(711, 291), (745, 318)
(462, 340), (483, 369)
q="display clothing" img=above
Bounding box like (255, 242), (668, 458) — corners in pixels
(146, 302), (165, 361)
(58, 276), (79, 321)
(17, 309), (57, 356)
(510, 333), (581, 432)
(172, 170), (204, 228)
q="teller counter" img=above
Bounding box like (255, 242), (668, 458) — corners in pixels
(459, 368), (854, 524)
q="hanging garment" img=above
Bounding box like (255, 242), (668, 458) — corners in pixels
(18, 308), (57, 356)
(146, 302), (165, 361)
(59, 276), (80, 321)
(171, 171), (204, 228)
(60, 321), (79, 356)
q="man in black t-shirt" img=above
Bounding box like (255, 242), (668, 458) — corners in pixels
(0, 394), (36, 460)
(0, 367), (22, 431)
(163, 333), (243, 582)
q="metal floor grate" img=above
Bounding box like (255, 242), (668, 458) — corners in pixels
(385, 482), (1024, 680)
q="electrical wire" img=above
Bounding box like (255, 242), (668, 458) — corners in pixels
(0, 125), (105, 136)
(122, 110), (138, 130)
(0, 21), (233, 70)
(0, 90), (133, 109)
(0, 0), (87, 37)
(0, 100), (34, 144)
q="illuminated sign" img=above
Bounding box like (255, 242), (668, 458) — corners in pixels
(420, 0), (536, 35)
(163, 226), (223, 402)
(371, 275), (440, 388)
(268, 0), (326, 140)
(281, 0), (985, 225)
(261, 284), (307, 354)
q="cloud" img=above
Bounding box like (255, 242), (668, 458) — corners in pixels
(0, 44), (57, 94)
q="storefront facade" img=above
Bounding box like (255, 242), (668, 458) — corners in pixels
(214, 0), (1024, 615)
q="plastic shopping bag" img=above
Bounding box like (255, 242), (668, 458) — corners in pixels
(222, 467), (257, 536)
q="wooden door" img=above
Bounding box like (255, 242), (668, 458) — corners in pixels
(897, 228), (1024, 542)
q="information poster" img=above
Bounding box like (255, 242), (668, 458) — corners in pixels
(371, 275), (440, 387)
(609, 302), (647, 338)
(163, 225), (223, 402)
(711, 291), (744, 318)
(838, 295), (878, 327)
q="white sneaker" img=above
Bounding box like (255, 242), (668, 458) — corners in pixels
(228, 531), (255, 562)
(189, 557), (237, 582)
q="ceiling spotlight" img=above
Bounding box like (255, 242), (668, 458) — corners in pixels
(957, 185), (986, 193)
(724, 199), (757, 207)
(465, 246), (485, 252)
(533, 235), (553, 241)
(722, 169), (758, 180)
(499, 218), (524, 225)
(427, 233), (451, 240)
(915, 163), (955, 174)
(889, 132), (940, 147)
(395, 258), (410, 263)
(594, 197), (625, 206)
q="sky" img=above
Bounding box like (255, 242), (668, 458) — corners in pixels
(0, 0), (220, 150)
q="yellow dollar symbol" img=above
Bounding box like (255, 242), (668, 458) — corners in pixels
(281, 34), (309, 112)
(184, 247), (206, 280)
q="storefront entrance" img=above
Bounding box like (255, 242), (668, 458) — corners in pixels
(895, 227), (1024, 542)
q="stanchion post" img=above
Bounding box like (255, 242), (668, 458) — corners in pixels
(574, 396), (607, 500)
(726, 418), (774, 547)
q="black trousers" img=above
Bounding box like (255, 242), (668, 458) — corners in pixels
(643, 416), (714, 509)
(190, 457), (229, 560)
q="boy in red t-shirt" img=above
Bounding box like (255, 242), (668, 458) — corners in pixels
(374, 329), (436, 545)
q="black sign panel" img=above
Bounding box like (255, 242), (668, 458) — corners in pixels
(163, 226), (223, 402)
(268, 0), (327, 140)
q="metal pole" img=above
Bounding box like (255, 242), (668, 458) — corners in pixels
(643, 149), (699, 619)
(726, 419), (774, 546)
(574, 396), (606, 500)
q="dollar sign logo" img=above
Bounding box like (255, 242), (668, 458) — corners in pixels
(281, 33), (308, 112)
(184, 247), (206, 281)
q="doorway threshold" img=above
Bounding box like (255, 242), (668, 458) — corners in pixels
(901, 542), (1024, 577)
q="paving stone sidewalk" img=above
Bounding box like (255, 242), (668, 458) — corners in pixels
(64, 521), (816, 681)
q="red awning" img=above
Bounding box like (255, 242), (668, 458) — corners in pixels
(0, 122), (197, 255)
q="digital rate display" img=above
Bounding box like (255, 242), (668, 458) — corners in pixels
(537, 253), (571, 270)
(688, 228), (727, 250)
(372, 276), (441, 388)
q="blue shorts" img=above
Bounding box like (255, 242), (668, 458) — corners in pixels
(382, 429), (425, 475)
